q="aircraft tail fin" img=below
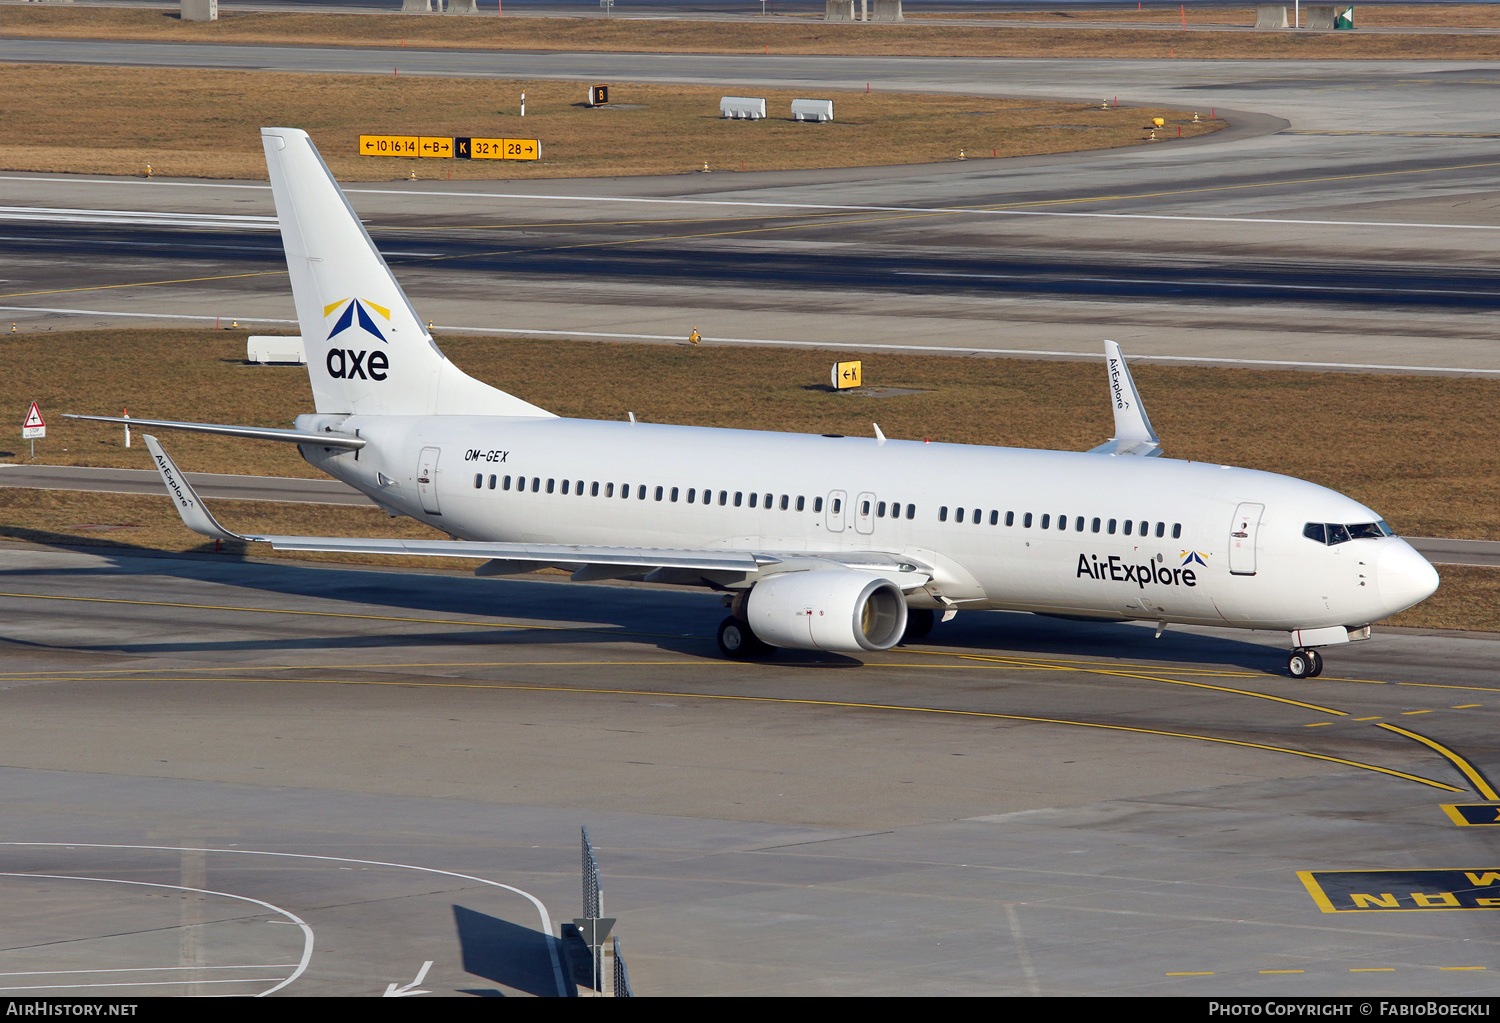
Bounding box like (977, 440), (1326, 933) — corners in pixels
(261, 128), (553, 419)
(1088, 340), (1162, 457)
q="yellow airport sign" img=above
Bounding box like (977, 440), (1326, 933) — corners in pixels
(454, 137), (542, 161)
(359, 134), (420, 158)
(832, 360), (862, 390)
(419, 136), (453, 158)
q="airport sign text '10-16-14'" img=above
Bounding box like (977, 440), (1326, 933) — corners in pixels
(359, 136), (540, 161)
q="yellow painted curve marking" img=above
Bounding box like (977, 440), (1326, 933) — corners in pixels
(38, 673), (1461, 793)
(1376, 723), (1500, 801)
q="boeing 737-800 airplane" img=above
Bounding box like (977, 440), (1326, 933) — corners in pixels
(71, 128), (1440, 677)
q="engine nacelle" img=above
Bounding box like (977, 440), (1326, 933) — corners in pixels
(746, 569), (909, 653)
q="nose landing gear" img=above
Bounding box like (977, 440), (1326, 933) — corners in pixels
(1288, 647), (1323, 679)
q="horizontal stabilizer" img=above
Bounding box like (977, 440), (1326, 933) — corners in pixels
(69, 414), (365, 449)
(1087, 340), (1162, 458)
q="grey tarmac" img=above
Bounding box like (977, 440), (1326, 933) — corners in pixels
(0, 541), (1497, 995)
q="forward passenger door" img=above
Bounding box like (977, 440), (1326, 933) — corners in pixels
(1229, 502), (1263, 576)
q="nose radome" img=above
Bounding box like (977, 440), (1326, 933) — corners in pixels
(1377, 540), (1440, 615)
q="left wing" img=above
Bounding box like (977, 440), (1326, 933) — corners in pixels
(142, 434), (932, 587)
(1087, 340), (1162, 458)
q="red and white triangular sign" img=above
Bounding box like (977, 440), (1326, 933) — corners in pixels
(22, 402), (43, 429)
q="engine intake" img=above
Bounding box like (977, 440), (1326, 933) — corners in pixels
(746, 569), (908, 653)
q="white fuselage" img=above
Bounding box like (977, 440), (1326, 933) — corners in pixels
(297, 413), (1433, 633)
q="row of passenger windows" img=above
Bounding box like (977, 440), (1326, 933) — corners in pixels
(1303, 521), (1393, 545)
(939, 506), (1183, 539)
(473, 474), (832, 512)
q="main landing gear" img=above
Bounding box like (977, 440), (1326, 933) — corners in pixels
(717, 616), (776, 660)
(1287, 647), (1323, 679)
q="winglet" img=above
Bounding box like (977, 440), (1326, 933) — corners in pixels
(143, 434), (251, 542)
(1088, 340), (1162, 457)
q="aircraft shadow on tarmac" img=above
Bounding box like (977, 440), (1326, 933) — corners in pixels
(452, 905), (569, 998)
(0, 532), (1292, 674)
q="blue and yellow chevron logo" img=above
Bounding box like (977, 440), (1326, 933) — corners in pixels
(1180, 550), (1208, 567)
(323, 298), (390, 344)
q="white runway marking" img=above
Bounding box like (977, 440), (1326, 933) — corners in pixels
(1, 843), (568, 998)
(0, 206), (277, 230)
(0, 965), (298, 976)
(1, 176), (1495, 232)
(0, 871), (313, 997)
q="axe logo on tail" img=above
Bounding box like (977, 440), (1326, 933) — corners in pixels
(323, 298), (390, 380)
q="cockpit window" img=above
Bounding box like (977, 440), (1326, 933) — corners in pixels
(1304, 521), (1393, 546)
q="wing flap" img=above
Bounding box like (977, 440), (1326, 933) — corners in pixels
(72, 414), (365, 449)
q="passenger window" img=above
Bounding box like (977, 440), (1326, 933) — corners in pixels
(655, 486), (664, 501)
(972, 508), (981, 524)
(504, 476), (512, 491)
(940, 506), (948, 522)
(547, 478), (556, 494)
(638, 485), (646, 500)
(815, 497), (824, 512)
(1139, 521), (1147, 536)
(621, 483), (630, 499)
(720, 491), (728, 506)
(1303, 522), (1327, 544)
(1076, 516), (1085, 532)
(1057, 514), (1066, 531)
(489, 475), (497, 490)
(533, 478), (541, 493)
(590, 482), (598, 497)
(1024, 513), (1033, 528)
(735, 492), (744, 507)
(1172, 523), (1182, 539)
(907, 505), (916, 520)
(1041, 514), (1050, 529)
(797, 496), (806, 511)
(876, 502), (886, 518)
(577, 480), (584, 495)
(605, 482), (614, 497)
(1108, 519), (1117, 534)
(671, 487), (680, 502)
(765, 493), (773, 508)
(861, 500), (871, 516)
(750, 493), (759, 508)
(833, 498), (842, 514)
(474, 474), (482, 489)
(781, 495), (790, 511)
(1124, 520), (1132, 536)
(1092, 517), (1100, 533)
(956, 507), (965, 522)
(1155, 522), (1164, 538)
(1006, 511), (1015, 527)
(990, 510), (999, 526)
(687, 488), (696, 503)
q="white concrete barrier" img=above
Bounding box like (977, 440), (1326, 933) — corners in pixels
(720, 97), (767, 120)
(247, 336), (306, 365)
(180, 0), (217, 21)
(1254, 4), (1288, 29)
(871, 0), (903, 22)
(791, 99), (835, 123)
(401, 0), (436, 12)
(824, 0), (854, 22)
(447, 0), (479, 12)
(1305, 5), (1339, 29)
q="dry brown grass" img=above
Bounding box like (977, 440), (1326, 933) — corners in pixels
(9, 6), (1500, 60)
(912, 5), (1500, 28)
(0, 64), (1216, 181)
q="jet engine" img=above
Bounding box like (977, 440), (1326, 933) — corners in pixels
(746, 569), (909, 653)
